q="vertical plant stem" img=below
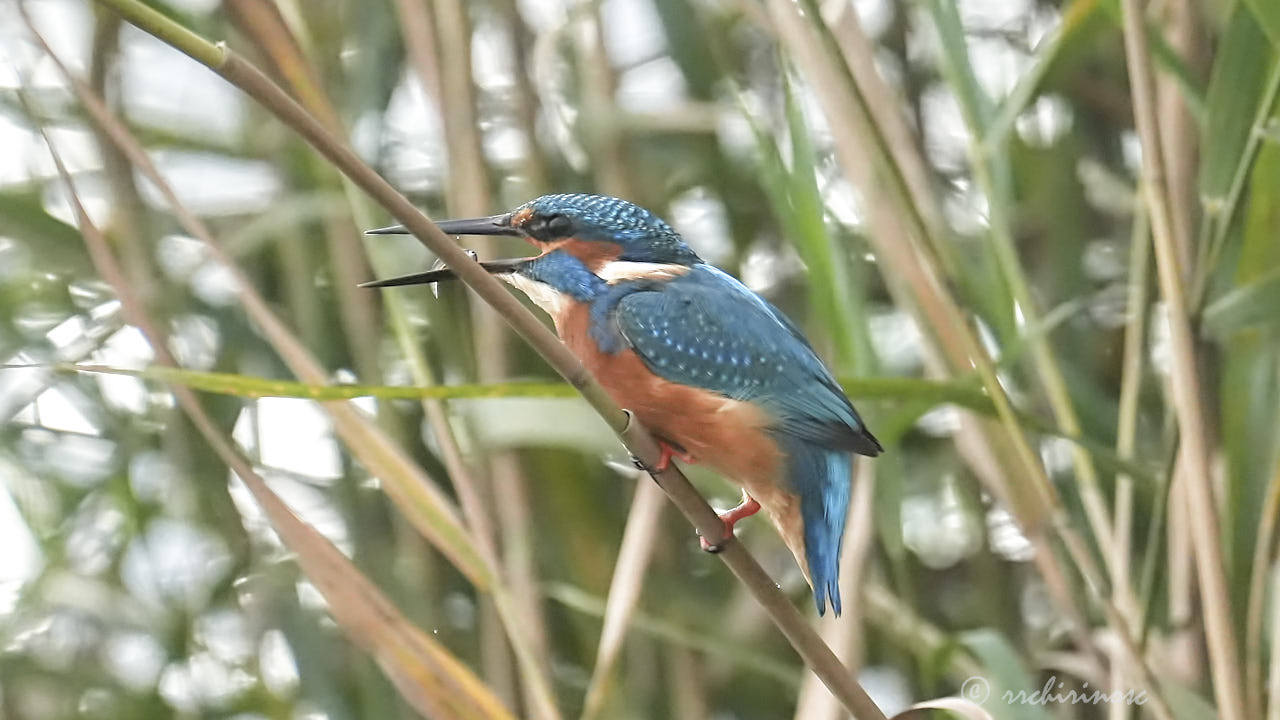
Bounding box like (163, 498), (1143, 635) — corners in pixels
(1269, 569), (1280, 720)
(1246, 455), (1280, 718)
(322, 217), (383, 380)
(412, 0), (525, 700)
(580, 477), (666, 720)
(429, 0), (490, 214)
(574, 8), (631, 199)
(816, 0), (945, 247)
(494, 0), (551, 192)
(1121, 1), (1246, 717)
(87, 11), (155, 305)
(393, 0), (443, 100)
(665, 648), (709, 719)
(1153, 0), (1203, 278)
(1110, 200), (1150, 720)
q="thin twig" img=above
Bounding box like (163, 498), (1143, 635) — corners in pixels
(415, 0), (547, 701)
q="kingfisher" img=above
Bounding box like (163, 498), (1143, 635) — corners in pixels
(363, 194), (881, 615)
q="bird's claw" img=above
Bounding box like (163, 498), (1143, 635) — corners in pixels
(699, 534), (729, 554)
(697, 495), (761, 554)
(631, 441), (696, 475)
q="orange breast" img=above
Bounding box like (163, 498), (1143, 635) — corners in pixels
(553, 302), (810, 578)
(554, 303), (779, 480)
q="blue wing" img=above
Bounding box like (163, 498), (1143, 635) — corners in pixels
(612, 265), (881, 456)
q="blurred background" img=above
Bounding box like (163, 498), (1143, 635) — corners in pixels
(0, 0), (1276, 718)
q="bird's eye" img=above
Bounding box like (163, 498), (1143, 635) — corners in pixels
(546, 214), (572, 235)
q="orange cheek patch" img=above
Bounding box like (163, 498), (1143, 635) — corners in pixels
(560, 239), (623, 271)
(535, 238), (567, 256)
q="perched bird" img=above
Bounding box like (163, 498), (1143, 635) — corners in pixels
(364, 194), (881, 615)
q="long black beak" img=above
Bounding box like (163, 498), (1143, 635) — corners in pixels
(365, 213), (523, 237)
(361, 213), (530, 288)
(359, 257), (531, 288)
(362, 214), (531, 288)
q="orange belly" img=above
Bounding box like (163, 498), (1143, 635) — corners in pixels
(555, 303), (810, 578)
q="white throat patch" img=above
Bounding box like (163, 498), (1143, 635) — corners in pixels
(501, 273), (570, 317)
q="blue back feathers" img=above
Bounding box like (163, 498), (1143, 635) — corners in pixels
(615, 266), (881, 457)
(611, 266), (880, 616)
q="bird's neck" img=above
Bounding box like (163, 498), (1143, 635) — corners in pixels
(502, 251), (693, 352)
(501, 249), (605, 319)
(518, 250), (608, 300)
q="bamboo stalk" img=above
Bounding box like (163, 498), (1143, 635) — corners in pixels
(1120, 1), (1246, 717)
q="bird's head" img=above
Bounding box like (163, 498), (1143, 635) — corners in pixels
(362, 194), (702, 291)
(504, 194), (701, 266)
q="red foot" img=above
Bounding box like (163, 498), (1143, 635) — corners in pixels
(700, 495), (762, 553)
(651, 441), (697, 473)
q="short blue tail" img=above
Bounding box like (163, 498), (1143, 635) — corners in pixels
(780, 436), (853, 616)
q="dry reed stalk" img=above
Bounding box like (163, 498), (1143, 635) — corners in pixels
(1120, 0), (1246, 716)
